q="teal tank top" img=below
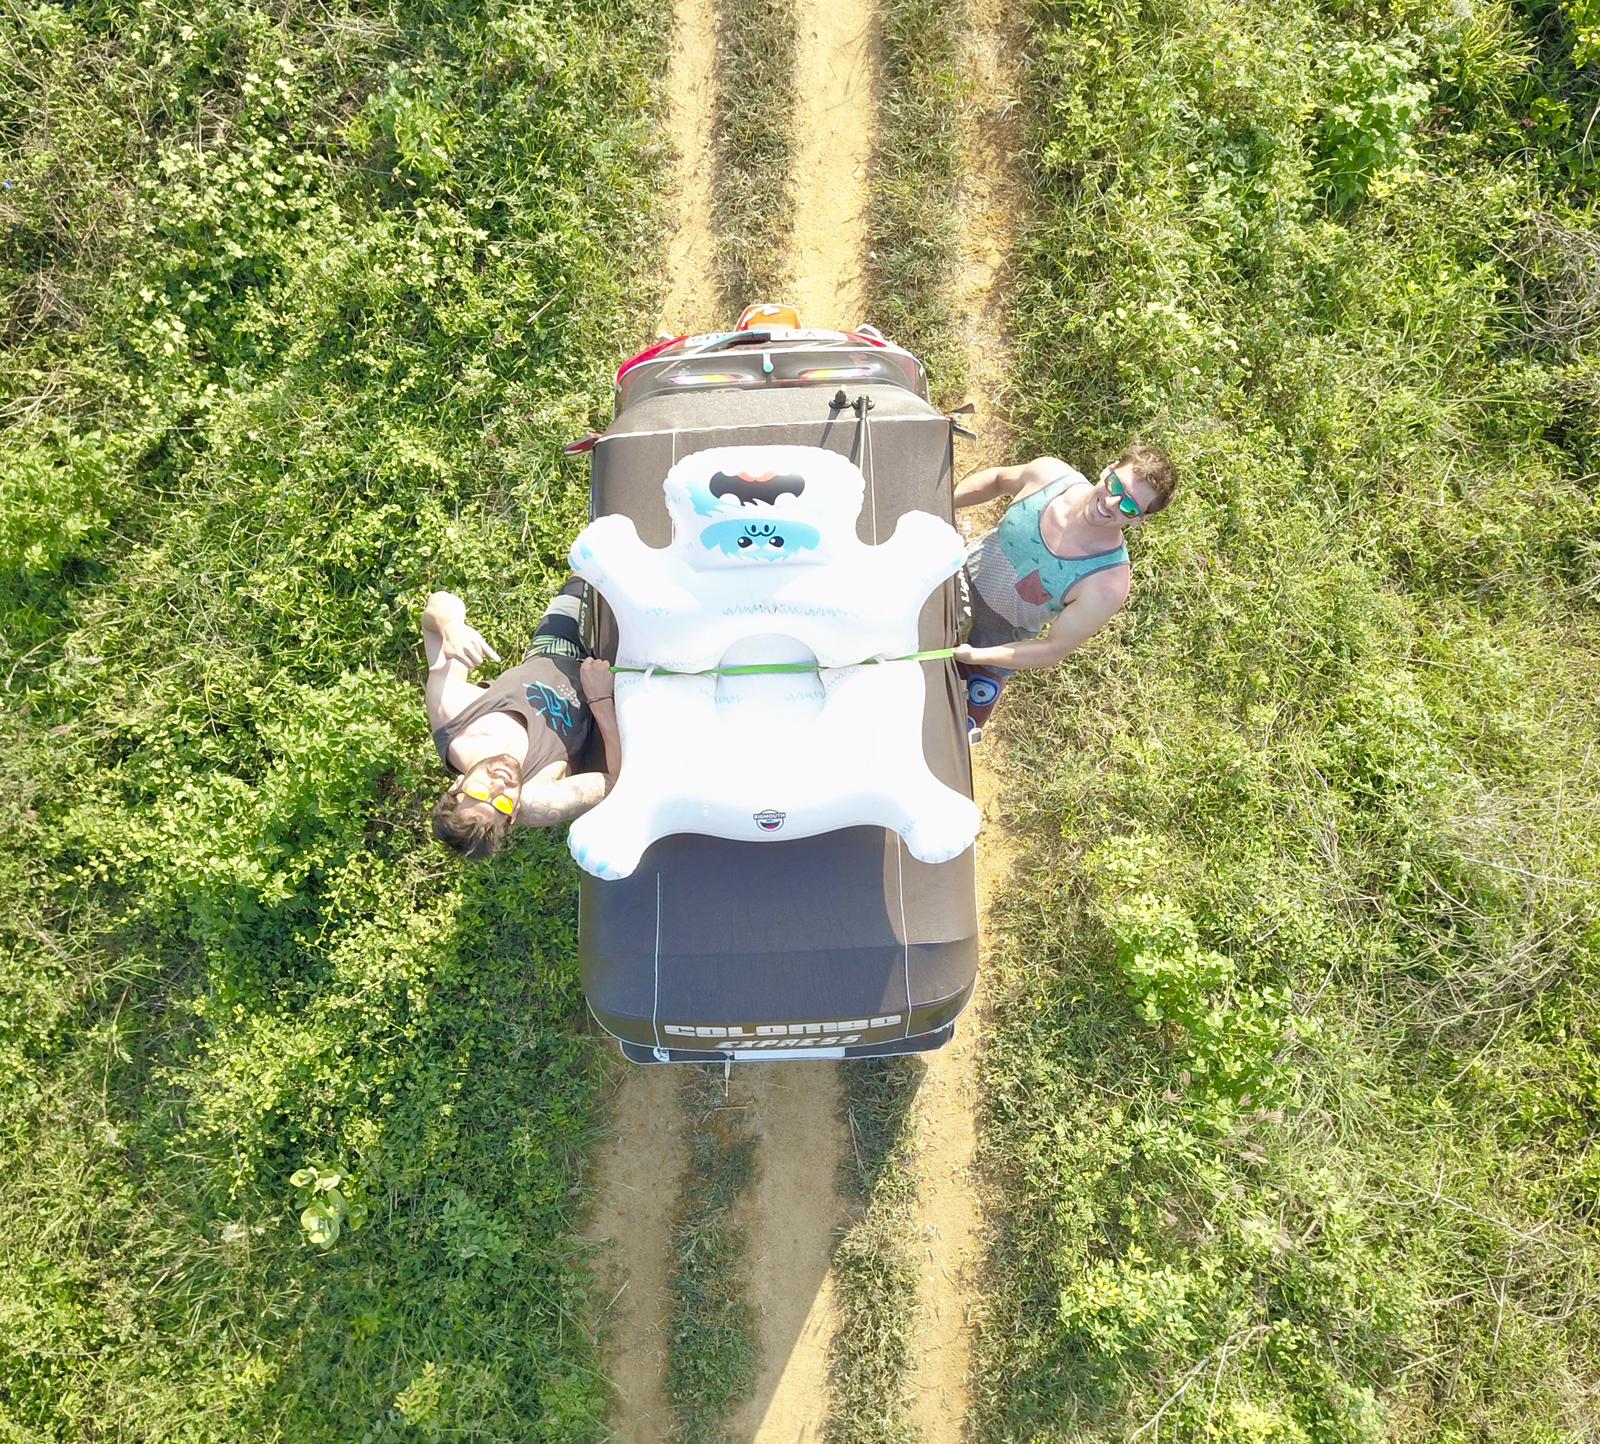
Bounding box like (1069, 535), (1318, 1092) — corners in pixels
(964, 470), (1129, 638)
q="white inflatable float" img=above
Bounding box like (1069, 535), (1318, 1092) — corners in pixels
(566, 444), (981, 880)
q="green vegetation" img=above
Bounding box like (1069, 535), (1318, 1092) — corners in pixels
(826, 1059), (924, 1444)
(0, 2), (666, 1438)
(713, 0), (798, 310)
(865, 0), (969, 401)
(976, 0), (1600, 1438)
(668, 1067), (759, 1443)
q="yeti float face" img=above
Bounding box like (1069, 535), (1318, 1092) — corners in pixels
(697, 514), (822, 558)
(666, 446), (863, 571)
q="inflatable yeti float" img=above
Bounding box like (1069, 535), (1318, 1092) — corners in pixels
(566, 444), (980, 879)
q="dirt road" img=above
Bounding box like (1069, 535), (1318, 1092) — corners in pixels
(585, 0), (1024, 1435)
(727, 9), (875, 1438)
(902, 0), (1026, 1434)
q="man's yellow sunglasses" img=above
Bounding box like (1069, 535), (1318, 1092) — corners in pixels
(463, 781), (517, 816)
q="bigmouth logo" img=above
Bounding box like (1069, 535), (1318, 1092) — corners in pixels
(753, 809), (786, 833)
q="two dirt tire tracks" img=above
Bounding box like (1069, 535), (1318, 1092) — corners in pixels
(583, 1), (1026, 1437)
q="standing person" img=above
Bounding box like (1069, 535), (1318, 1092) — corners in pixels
(953, 442), (1177, 737)
(423, 579), (620, 861)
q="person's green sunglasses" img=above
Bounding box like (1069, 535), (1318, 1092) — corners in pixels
(1107, 469), (1144, 518)
(462, 781), (517, 816)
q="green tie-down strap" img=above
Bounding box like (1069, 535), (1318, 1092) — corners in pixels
(611, 647), (955, 677)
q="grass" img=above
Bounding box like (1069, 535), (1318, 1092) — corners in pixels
(10, 0), (1599, 1440)
(972, 0), (1600, 1438)
(667, 1067), (760, 1443)
(864, 0), (970, 403)
(0, 2), (668, 1439)
(825, 1059), (925, 1444)
(712, 0), (799, 311)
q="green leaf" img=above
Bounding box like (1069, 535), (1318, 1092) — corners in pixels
(301, 1201), (341, 1248)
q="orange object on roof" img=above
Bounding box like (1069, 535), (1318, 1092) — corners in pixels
(736, 302), (800, 331)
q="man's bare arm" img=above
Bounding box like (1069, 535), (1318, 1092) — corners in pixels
(514, 771), (611, 827)
(953, 463), (1022, 510)
(955, 572), (1130, 670)
(952, 456), (1074, 511)
(579, 658), (622, 784)
(422, 591), (498, 730)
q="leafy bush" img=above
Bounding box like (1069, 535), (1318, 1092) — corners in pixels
(290, 1164), (369, 1249)
(1102, 888), (1294, 1108)
(977, 0), (1600, 1436)
(1561, 0), (1600, 63)
(1314, 38), (1432, 209)
(0, 2), (668, 1439)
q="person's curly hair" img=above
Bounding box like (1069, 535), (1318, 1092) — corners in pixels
(1117, 440), (1179, 513)
(431, 785), (516, 863)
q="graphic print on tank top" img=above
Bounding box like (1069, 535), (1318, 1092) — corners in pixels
(432, 655), (591, 778)
(1013, 568), (1053, 607)
(525, 680), (578, 737)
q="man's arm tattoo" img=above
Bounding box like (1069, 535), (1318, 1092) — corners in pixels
(516, 772), (611, 827)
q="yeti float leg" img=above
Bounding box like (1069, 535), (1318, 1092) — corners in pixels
(818, 664), (979, 864)
(568, 677), (723, 879)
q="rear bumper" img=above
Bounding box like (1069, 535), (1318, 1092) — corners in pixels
(587, 967), (976, 1064)
(611, 1022), (958, 1065)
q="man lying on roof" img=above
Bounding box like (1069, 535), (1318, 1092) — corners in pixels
(423, 580), (620, 861)
(952, 441), (1178, 738)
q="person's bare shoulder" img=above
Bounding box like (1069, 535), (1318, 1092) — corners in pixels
(1077, 563), (1132, 615)
(1015, 455), (1085, 500)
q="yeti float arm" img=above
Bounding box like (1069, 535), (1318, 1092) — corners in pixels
(568, 514), (702, 662)
(875, 510), (967, 600)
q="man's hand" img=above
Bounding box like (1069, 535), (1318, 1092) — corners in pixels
(437, 622), (501, 672)
(579, 657), (615, 703)
(422, 592), (498, 671)
(953, 643), (978, 665)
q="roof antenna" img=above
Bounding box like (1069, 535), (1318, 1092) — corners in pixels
(849, 392), (874, 464)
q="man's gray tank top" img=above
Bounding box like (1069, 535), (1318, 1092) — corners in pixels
(432, 655), (591, 777)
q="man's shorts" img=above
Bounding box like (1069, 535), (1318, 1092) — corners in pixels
(523, 577), (588, 664)
(962, 591), (1028, 680)
(957, 568), (1037, 728)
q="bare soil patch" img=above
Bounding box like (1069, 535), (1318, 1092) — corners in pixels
(903, 1), (1028, 1437)
(787, 0), (877, 327)
(660, 0), (723, 335)
(729, 1064), (850, 1441)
